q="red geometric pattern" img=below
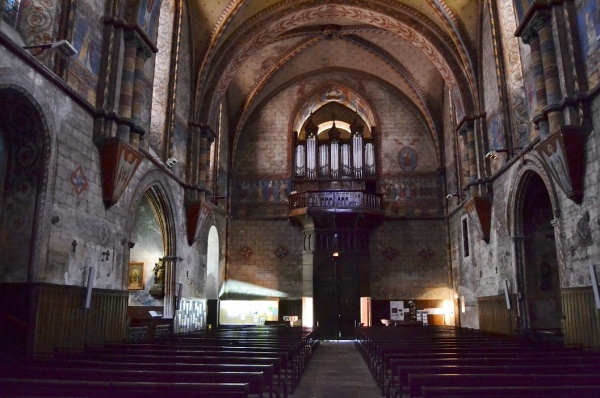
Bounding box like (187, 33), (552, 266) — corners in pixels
(70, 165), (88, 197)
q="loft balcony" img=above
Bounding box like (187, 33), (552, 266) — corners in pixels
(289, 190), (382, 214)
(288, 190), (383, 228)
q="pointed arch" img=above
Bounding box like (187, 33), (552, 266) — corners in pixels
(0, 84), (55, 282)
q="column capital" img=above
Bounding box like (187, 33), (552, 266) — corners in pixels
(516, 6), (552, 43)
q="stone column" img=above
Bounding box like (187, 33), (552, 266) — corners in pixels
(199, 126), (214, 186)
(523, 32), (550, 138)
(117, 34), (153, 147)
(116, 38), (138, 141)
(457, 119), (477, 197)
(519, 10), (564, 137)
(536, 16), (564, 134)
(163, 258), (177, 319)
(131, 45), (153, 148)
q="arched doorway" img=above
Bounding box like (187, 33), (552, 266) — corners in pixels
(128, 184), (177, 322)
(517, 172), (563, 335)
(0, 87), (49, 282)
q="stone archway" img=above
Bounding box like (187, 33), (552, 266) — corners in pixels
(0, 87), (51, 282)
(510, 167), (563, 336)
(127, 177), (178, 319)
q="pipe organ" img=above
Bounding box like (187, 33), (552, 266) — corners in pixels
(294, 118), (376, 182)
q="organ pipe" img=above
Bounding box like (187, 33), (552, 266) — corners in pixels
(307, 134), (316, 179)
(296, 145), (306, 176)
(294, 118), (376, 181)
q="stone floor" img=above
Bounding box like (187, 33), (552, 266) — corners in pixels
(290, 340), (382, 398)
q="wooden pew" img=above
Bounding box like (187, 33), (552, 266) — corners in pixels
(0, 378), (249, 398)
(0, 359), (285, 397)
(53, 352), (288, 397)
(388, 363), (600, 398)
(376, 347), (599, 390)
(408, 373), (600, 398)
(0, 366), (267, 398)
(420, 385), (600, 398)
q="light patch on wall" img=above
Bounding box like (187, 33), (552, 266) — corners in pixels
(219, 279), (289, 299)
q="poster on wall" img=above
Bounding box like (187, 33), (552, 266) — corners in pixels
(390, 301), (404, 321)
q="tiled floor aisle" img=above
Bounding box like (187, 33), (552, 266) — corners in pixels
(290, 340), (382, 398)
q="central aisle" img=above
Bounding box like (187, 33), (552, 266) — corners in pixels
(290, 340), (381, 398)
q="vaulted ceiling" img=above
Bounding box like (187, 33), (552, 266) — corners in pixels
(190, 0), (481, 147)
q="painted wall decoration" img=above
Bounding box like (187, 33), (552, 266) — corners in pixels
(239, 245), (254, 261)
(274, 246), (289, 260)
(578, 0), (600, 58)
(67, 0), (103, 102)
(524, 72), (537, 122)
(197, 202), (212, 232)
(236, 178), (290, 204)
(69, 165), (88, 196)
(72, 2), (101, 76)
(234, 178), (291, 218)
(577, 0), (600, 89)
(451, 85), (465, 123)
(488, 115), (504, 151)
(380, 175), (444, 218)
(138, 0), (162, 41)
(397, 146), (418, 173)
(514, 0), (533, 24)
(18, 0), (58, 47)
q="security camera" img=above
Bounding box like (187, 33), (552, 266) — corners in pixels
(51, 40), (77, 57)
(166, 157), (178, 168)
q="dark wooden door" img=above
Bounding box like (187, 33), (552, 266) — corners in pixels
(314, 257), (359, 339)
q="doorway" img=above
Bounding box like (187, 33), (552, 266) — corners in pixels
(314, 256), (360, 339)
(518, 173), (563, 335)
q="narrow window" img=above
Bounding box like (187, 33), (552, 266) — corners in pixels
(462, 216), (469, 258)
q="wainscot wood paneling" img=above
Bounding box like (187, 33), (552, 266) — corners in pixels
(477, 294), (518, 336)
(561, 287), (600, 348)
(22, 283), (127, 354)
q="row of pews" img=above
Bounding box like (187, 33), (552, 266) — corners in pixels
(1, 324), (319, 397)
(355, 324), (600, 398)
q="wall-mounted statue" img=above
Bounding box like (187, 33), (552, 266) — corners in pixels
(149, 258), (165, 298)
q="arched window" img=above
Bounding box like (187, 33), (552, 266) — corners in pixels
(206, 226), (219, 299)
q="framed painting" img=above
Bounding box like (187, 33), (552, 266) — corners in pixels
(128, 262), (144, 290)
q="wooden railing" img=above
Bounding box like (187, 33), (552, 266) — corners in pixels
(289, 190), (382, 213)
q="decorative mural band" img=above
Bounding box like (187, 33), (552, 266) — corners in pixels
(233, 178), (290, 218)
(380, 175), (444, 218)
